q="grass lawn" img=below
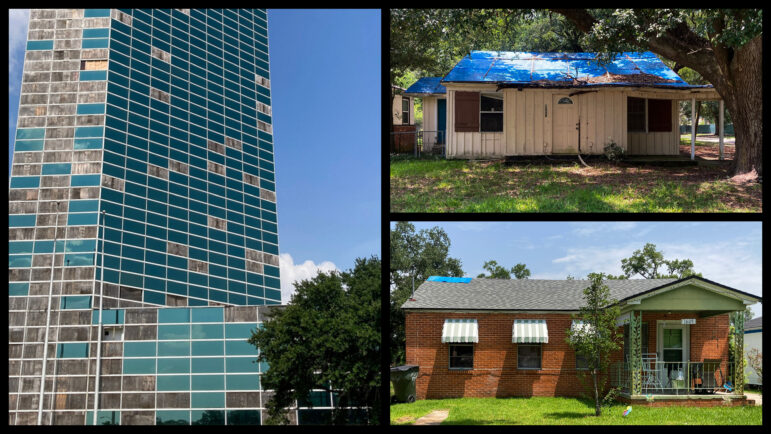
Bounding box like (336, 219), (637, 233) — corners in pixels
(390, 156), (761, 212)
(390, 396), (762, 425)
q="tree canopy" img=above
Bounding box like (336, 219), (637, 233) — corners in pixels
(390, 222), (463, 365)
(249, 256), (381, 425)
(619, 243), (701, 279)
(476, 260), (531, 279)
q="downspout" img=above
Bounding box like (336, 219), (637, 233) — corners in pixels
(38, 201), (61, 425)
(92, 210), (107, 424)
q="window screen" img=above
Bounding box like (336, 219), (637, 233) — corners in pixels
(449, 344), (473, 369)
(623, 322), (649, 363)
(627, 97), (646, 132)
(402, 97), (410, 125)
(518, 344), (541, 369)
(647, 99), (672, 132)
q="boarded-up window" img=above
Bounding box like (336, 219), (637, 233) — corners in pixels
(647, 99), (672, 132)
(627, 97), (646, 132)
(80, 60), (108, 70)
(455, 91), (480, 132)
(401, 97), (410, 125)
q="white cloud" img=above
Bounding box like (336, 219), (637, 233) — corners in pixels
(279, 253), (338, 304)
(571, 222), (638, 237)
(550, 239), (762, 298)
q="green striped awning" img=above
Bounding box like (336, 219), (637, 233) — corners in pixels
(512, 319), (548, 343)
(441, 319), (478, 343)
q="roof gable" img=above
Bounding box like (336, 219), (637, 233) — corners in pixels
(443, 51), (712, 89)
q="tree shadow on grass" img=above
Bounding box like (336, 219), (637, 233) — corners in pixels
(542, 411), (594, 421)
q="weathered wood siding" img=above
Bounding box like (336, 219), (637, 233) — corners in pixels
(392, 94), (414, 125)
(422, 96), (437, 148)
(446, 87), (504, 158)
(445, 85), (685, 158)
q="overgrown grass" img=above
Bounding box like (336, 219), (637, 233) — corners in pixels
(390, 158), (761, 213)
(390, 396), (762, 425)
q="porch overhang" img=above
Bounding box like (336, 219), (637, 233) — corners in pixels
(617, 276), (761, 316)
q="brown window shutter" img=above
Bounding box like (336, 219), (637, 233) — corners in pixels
(455, 91), (480, 132)
(647, 99), (672, 132)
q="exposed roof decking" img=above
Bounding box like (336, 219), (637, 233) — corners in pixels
(443, 51), (714, 89)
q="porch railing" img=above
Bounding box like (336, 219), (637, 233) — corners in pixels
(610, 361), (738, 395)
(390, 130), (446, 157)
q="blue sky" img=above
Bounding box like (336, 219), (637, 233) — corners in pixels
(393, 222), (763, 317)
(8, 9), (381, 302)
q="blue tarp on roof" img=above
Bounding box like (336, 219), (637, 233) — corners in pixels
(427, 276), (472, 283)
(443, 51), (712, 89)
(405, 77), (446, 95)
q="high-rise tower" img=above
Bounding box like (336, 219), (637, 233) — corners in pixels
(7, 9), (336, 425)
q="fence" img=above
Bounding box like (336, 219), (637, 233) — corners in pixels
(389, 130), (446, 157)
(610, 360), (738, 395)
(680, 124), (735, 135)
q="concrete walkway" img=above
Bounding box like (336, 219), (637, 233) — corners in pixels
(413, 410), (449, 425)
(744, 391), (762, 406)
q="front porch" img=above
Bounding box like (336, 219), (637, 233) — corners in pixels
(608, 278), (758, 405)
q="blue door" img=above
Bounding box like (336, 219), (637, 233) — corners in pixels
(437, 98), (446, 144)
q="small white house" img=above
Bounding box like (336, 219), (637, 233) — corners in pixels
(744, 316), (762, 386)
(404, 77), (446, 150)
(428, 51), (723, 159)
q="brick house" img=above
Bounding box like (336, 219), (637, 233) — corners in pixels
(402, 276), (761, 406)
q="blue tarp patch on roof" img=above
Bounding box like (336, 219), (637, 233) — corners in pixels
(443, 51), (712, 89)
(427, 276), (472, 283)
(405, 77), (446, 95)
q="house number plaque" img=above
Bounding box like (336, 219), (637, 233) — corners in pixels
(681, 318), (696, 324)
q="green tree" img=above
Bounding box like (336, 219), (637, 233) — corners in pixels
(565, 273), (622, 416)
(619, 243), (701, 279)
(476, 260), (531, 279)
(390, 222), (463, 365)
(553, 9), (762, 176)
(249, 256), (381, 425)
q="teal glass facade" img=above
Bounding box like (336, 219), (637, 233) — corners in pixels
(9, 8), (280, 308)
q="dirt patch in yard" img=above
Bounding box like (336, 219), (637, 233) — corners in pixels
(679, 144), (735, 160)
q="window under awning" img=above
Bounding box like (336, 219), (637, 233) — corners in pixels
(441, 319), (478, 343)
(512, 319), (548, 343)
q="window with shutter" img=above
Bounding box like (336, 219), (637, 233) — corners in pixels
(647, 99), (672, 132)
(455, 91), (480, 132)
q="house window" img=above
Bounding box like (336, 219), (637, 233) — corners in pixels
(627, 97), (646, 132)
(517, 344), (541, 370)
(576, 352), (589, 370)
(480, 93), (503, 132)
(647, 99), (672, 132)
(449, 344), (473, 369)
(402, 97), (410, 125)
(558, 97), (573, 105)
(623, 322), (649, 363)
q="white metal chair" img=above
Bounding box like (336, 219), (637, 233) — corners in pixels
(641, 353), (664, 393)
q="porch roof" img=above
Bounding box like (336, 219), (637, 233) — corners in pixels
(404, 77), (446, 96)
(443, 51), (714, 90)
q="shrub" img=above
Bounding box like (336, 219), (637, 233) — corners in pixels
(603, 141), (626, 161)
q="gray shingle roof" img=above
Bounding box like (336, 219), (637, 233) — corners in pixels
(402, 278), (679, 311)
(745, 316), (762, 331)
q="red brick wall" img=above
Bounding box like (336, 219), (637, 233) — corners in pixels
(405, 311), (731, 400)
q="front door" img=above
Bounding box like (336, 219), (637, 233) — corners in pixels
(437, 98), (446, 144)
(552, 95), (578, 153)
(658, 322), (689, 387)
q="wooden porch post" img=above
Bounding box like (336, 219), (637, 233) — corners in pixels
(629, 311), (642, 395)
(719, 100), (725, 161)
(690, 98), (696, 160)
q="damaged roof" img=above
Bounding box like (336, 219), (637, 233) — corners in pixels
(402, 277), (680, 311)
(404, 77), (446, 95)
(442, 51), (713, 89)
